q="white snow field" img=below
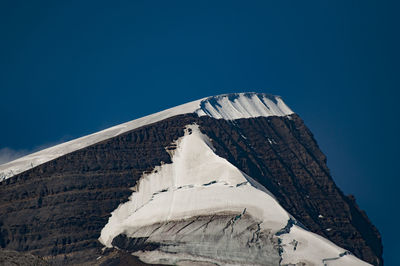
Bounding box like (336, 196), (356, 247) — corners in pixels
(99, 125), (369, 266)
(0, 92), (293, 180)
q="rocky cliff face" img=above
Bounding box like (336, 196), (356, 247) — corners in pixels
(198, 115), (383, 265)
(0, 113), (382, 265)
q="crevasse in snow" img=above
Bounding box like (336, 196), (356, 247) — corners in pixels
(0, 92), (293, 180)
(99, 124), (369, 266)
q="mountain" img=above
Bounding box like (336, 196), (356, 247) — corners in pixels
(0, 92), (382, 265)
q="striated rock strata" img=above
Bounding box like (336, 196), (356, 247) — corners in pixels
(0, 114), (382, 265)
(0, 249), (49, 266)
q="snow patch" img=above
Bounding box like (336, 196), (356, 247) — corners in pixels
(280, 225), (369, 265)
(99, 124), (290, 246)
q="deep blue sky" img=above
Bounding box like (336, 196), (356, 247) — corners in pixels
(1, 1), (398, 264)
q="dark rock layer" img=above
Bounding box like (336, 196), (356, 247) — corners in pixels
(0, 249), (49, 266)
(0, 114), (382, 265)
(0, 115), (196, 265)
(198, 115), (383, 265)
(97, 249), (162, 266)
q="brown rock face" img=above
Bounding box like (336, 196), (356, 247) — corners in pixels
(0, 114), (382, 265)
(0, 249), (49, 266)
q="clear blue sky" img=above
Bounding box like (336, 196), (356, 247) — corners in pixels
(1, 1), (398, 264)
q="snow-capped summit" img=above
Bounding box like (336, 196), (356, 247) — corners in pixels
(0, 92), (382, 265)
(0, 92), (293, 180)
(196, 92), (293, 119)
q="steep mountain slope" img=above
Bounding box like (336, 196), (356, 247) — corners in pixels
(0, 93), (382, 265)
(0, 93), (292, 181)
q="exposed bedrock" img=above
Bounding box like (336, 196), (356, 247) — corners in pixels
(0, 114), (382, 265)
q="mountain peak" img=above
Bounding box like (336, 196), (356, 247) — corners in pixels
(0, 91), (381, 265)
(0, 92), (293, 180)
